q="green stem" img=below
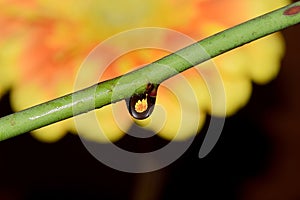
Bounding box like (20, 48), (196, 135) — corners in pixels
(1, 2), (300, 141)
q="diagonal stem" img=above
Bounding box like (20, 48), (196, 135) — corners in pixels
(0, 2), (300, 141)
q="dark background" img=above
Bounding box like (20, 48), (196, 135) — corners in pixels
(0, 12), (300, 200)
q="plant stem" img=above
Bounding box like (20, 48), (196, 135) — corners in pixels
(1, 2), (300, 141)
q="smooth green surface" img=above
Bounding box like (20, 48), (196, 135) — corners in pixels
(0, 2), (300, 140)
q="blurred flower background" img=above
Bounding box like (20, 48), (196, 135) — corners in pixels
(0, 0), (290, 142)
(1, 0), (300, 200)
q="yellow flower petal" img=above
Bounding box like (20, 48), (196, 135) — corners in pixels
(208, 77), (252, 116)
(31, 119), (74, 142)
(75, 103), (131, 143)
(246, 34), (285, 84)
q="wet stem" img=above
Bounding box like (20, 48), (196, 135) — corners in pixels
(0, 2), (300, 141)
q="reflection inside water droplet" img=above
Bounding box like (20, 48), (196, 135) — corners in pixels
(126, 83), (158, 120)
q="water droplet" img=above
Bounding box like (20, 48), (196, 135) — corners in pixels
(127, 84), (158, 120)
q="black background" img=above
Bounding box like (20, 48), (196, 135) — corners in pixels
(0, 5), (300, 200)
